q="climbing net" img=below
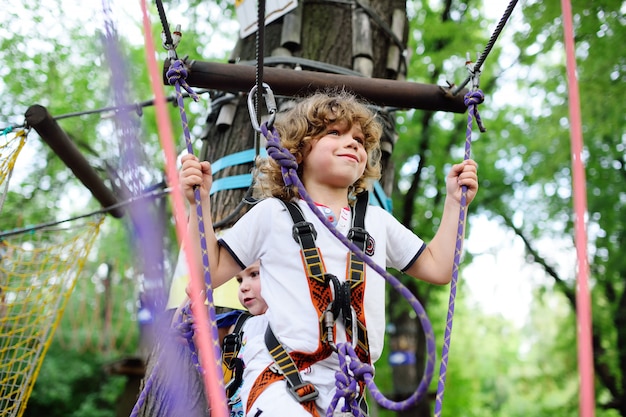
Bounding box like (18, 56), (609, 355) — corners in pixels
(0, 214), (104, 417)
(0, 130), (27, 214)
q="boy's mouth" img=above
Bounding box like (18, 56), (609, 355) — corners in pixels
(339, 153), (358, 162)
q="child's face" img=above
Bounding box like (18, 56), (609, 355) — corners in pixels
(301, 120), (367, 191)
(236, 260), (267, 315)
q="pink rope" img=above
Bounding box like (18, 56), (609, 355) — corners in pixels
(138, 1), (228, 416)
(560, 1), (595, 416)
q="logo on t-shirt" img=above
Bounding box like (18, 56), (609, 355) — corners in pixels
(365, 235), (375, 256)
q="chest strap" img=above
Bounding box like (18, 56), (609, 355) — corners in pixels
(222, 311), (252, 399)
(345, 190), (372, 365)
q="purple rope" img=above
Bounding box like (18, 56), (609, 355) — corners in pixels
(432, 89), (484, 417)
(129, 369), (156, 417)
(129, 306), (201, 417)
(327, 344), (373, 417)
(166, 59), (228, 410)
(260, 124), (436, 412)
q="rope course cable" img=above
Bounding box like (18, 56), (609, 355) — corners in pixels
(0, 187), (170, 239)
(254, 0), (266, 157)
(452, 0), (519, 95)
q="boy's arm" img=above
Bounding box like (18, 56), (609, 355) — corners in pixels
(180, 154), (242, 288)
(404, 160), (478, 285)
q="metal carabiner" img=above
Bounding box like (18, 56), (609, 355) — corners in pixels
(247, 82), (278, 132)
(465, 51), (482, 91)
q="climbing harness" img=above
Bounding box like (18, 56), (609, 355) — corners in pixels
(259, 122), (437, 416)
(246, 192), (372, 416)
(222, 311), (253, 398)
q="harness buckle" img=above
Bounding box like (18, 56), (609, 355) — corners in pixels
(292, 221), (317, 243)
(287, 381), (320, 403)
(347, 227), (368, 244)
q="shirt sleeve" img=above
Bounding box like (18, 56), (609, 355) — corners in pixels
(218, 198), (275, 268)
(372, 206), (426, 271)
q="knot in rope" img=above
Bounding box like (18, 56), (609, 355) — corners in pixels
(261, 123), (299, 186)
(464, 89), (486, 132)
(327, 343), (373, 417)
(166, 59), (199, 101)
(334, 370), (359, 402)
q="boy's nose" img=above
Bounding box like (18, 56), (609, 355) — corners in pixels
(344, 135), (358, 148)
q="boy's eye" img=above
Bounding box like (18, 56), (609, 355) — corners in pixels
(236, 276), (243, 284)
(354, 137), (365, 145)
(250, 271), (260, 278)
(327, 130), (340, 136)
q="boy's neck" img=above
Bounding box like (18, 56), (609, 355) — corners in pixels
(303, 183), (350, 216)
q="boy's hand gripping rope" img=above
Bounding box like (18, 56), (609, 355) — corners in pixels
(260, 121), (437, 415)
(166, 54), (228, 401)
(433, 61), (484, 417)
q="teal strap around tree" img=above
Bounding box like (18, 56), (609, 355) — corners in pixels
(370, 181), (392, 212)
(210, 174), (254, 195)
(211, 148), (267, 174)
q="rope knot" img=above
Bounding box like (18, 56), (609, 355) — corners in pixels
(349, 359), (373, 380)
(262, 123), (298, 186)
(463, 89), (485, 107)
(464, 89), (486, 132)
(166, 59), (199, 101)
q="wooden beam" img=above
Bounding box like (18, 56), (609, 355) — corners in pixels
(166, 60), (469, 113)
(24, 105), (124, 218)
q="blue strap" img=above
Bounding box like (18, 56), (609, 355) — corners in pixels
(210, 174), (253, 195)
(370, 181), (392, 212)
(211, 148), (267, 174)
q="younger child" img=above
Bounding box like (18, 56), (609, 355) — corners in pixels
(180, 90), (479, 416)
(222, 260), (268, 417)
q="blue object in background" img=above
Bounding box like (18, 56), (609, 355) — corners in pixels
(388, 350), (416, 367)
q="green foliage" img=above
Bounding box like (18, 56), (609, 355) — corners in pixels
(23, 344), (126, 417)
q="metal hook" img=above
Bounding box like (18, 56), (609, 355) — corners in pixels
(247, 83), (278, 132)
(465, 51), (482, 91)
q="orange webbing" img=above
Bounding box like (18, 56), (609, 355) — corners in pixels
(345, 252), (370, 365)
(245, 347), (332, 416)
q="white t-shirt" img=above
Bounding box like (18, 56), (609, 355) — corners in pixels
(219, 198), (425, 363)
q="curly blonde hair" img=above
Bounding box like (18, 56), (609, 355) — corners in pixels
(254, 90), (382, 203)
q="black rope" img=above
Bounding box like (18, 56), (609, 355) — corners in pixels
(155, 0), (173, 48)
(0, 186), (170, 239)
(47, 90), (210, 122)
(452, 0), (519, 95)
(254, 0), (267, 158)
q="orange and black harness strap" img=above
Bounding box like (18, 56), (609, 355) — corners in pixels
(246, 194), (373, 415)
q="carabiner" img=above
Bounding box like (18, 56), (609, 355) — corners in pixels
(247, 82), (278, 132)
